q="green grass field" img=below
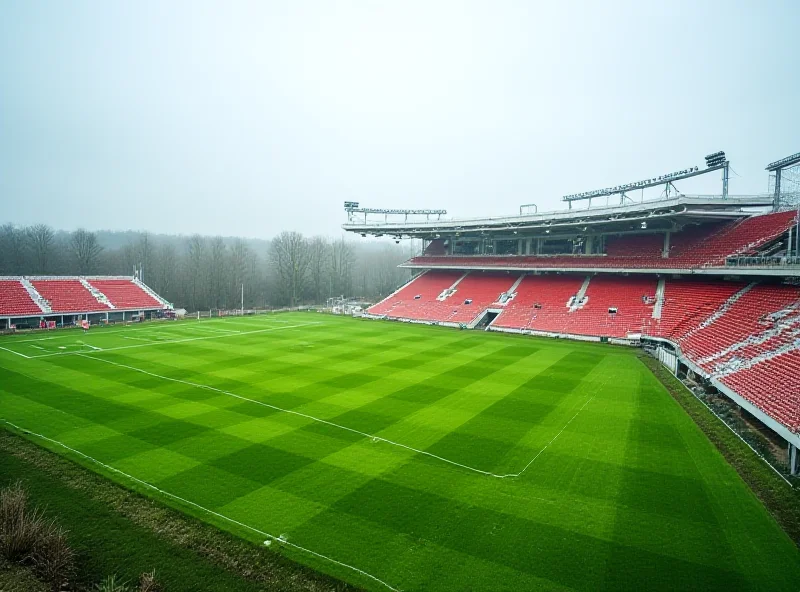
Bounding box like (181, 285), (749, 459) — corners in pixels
(1, 313), (799, 591)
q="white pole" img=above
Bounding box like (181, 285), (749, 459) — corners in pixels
(241, 283), (244, 316)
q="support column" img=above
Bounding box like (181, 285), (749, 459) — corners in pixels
(518, 239), (523, 255)
(790, 443), (798, 476)
(584, 235), (594, 254)
(525, 238), (532, 255)
(662, 231), (671, 258)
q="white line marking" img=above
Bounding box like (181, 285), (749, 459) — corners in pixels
(0, 419), (399, 592)
(77, 353), (501, 478)
(29, 345), (46, 351)
(190, 326), (241, 334)
(25, 323), (321, 359)
(74, 353), (596, 480)
(0, 345), (31, 359)
(0, 317), (292, 344)
(497, 394), (596, 478)
(123, 336), (157, 342)
(82, 344), (103, 351)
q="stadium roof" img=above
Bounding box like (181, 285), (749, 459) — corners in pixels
(343, 195), (774, 239)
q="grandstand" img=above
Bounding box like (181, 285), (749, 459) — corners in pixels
(345, 153), (800, 475)
(0, 276), (170, 329)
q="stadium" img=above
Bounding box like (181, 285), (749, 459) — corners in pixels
(2, 149), (800, 591)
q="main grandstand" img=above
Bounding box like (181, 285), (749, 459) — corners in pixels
(0, 276), (171, 329)
(346, 151), (800, 475)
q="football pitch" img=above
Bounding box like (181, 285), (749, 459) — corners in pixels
(1, 313), (798, 590)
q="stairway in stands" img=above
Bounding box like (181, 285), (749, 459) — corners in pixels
(80, 278), (115, 309)
(20, 278), (50, 313)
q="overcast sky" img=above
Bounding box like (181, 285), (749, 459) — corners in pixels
(1, 0), (797, 239)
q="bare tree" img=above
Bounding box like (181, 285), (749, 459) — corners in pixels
(270, 231), (310, 307)
(0, 224), (26, 274)
(187, 235), (207, 310)
(330, 237), (355, 298)
(308, 236), (331, 303)
(70, 229), (103, 274)
(228, 239), (251, 307)
(136, 233), (154, 282)
(208, 236), (227, 308)
(154, 242), (177, 303)
(27, 224), (55, 274)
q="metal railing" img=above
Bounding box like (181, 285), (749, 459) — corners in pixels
(725, 256), (800, 268)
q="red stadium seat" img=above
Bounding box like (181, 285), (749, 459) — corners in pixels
(89, 279), (163, 309)
(31, 279), (107, 313)
(0, 280), (43, 316)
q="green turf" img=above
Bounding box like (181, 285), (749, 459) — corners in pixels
(1, 313), (799, 590)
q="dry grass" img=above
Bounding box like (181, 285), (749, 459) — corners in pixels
(137, 570), (160, 592)
(0, 480), (76, 591)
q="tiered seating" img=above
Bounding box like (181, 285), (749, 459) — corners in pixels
(0, 280), (42, 316)
(89, 279), (162, 309)
(367, 271), (463, 319)
(443, 273), (518, 324)
(494, 275), (585, 333)
(719, 350), (800, 432)
(406, 211), (798, 271)
(32, 279), (108, 313)
(605, 234), (663, 258)
(654, 280), (747, 340)
(564, 276), (657, 337)
(679, 284), (800, 363)
(669, 211), (797, 266)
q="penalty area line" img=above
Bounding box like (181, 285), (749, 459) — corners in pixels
(0, 419), (401, 592)
(496, 394), (596, 479)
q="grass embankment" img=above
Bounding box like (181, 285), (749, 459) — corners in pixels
(641, 355), (800, 545)
(0, 431), (355, 592)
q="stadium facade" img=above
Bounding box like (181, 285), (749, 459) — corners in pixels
(344, 152), (800, 473)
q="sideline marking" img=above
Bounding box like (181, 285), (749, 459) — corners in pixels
(0, 345), (31, 359)
(0, 419), (400, 592)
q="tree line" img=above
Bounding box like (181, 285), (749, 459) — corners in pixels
(0, 224), (418, 310)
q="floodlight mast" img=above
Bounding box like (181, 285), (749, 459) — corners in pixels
(766, 151), (800, 210)
(562, 152), (730, 208)
(766, 151), (800, 257)
(343, 202), (447, 224)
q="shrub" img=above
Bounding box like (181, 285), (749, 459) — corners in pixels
(0, 480), (47, 562)
(31, 520), (75, 591)
(95, 574), (131, 592)
(138, 570), (161, 592)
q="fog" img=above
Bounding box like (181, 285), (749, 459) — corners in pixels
(1, 0), (797, 239)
